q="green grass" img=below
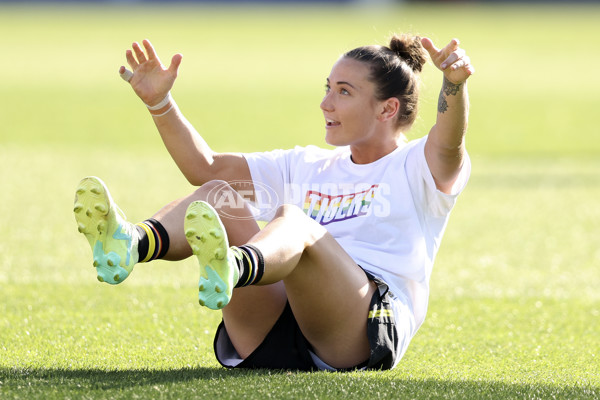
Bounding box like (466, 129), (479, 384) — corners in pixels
(1, 3), (599, 399)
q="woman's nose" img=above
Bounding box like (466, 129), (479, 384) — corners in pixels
(320, 93), (333, 112)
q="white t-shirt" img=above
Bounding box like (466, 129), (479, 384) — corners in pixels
(243, 136), (470, 337)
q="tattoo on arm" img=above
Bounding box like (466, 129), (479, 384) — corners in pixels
(437, 77), (463, 114)
(443, 76), (462, 96)
(438, 91), (448, 113)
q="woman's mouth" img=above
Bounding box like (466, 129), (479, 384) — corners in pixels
(326, 118), (341, 128)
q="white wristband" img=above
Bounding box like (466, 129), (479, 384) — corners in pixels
(151, 103), (174, 118)
(146, 92), (172, 110)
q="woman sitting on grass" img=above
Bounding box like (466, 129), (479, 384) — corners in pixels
(73, 33), (473, 371)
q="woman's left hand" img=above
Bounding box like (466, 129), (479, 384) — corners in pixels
(421, 37), (475, 84)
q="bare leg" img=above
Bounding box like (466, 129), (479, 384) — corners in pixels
(246, 204), (376, 368)
(149, 180), (287, 358)
(150, 181), (373, 367)
(147, 181), (258, 260)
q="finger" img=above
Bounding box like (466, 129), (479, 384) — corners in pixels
(463, 59), (475, 76)
(443, 38), (460, 54)
(450, 55), (470, 71)
(119, 66), (134, 82)
(450, 59), (466, 71)
(125, 49), (138, 69)
(142, 39), (159, 61)
(420, 37), (440, 58)
(441, 48), (466, 69)
(132, 42), (147, 64)
(168, 53), (183, 75)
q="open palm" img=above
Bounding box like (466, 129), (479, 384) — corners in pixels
(120, 39), (182, 107)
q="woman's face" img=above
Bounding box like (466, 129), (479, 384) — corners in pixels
(320, 57), (384, 148)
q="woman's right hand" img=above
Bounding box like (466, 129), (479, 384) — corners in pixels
(119, 39), (183, 107)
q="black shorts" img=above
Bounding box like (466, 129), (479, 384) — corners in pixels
(213, 274), (401, 371)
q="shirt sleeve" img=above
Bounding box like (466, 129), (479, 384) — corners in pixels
(405, 136), (471, 218)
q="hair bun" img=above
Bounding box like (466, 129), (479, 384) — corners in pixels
(389, 34), (427, 73)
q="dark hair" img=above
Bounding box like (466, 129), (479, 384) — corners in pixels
(343, 34), (427, 129)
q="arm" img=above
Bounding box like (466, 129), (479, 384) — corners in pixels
(120, 40), (252, 189)
(421, 38), (474, 194)
(150, 99), (251, 189)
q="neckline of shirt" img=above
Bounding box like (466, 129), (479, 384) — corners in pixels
(340, 142), (407, 170)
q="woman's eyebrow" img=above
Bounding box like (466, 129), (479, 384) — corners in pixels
(326, 77), (357, 90)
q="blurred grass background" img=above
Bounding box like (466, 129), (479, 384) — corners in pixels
(0, 2), (598, 399)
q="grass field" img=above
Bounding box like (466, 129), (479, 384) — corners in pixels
(1, 2), (599, 399)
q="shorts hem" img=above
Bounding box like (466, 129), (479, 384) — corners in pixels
(213, 273), (409, 371)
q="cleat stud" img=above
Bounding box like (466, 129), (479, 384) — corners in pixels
(107, 259), (114, 267)
(216, 301), (223, 308)
(74, 204), (83, 213)
(214, 249), (225, 260)
(199, 299), (205, 306)
(113, 274), (120, 282)
(97, 221), (106, 233)
(77, 223), (86, 233)
(97, 275), (104, 282)
(76, 188), (85, 195)
(185, 229), (196, 238)
(199, 284), (205, 291)
(199, 233), (207, 243)
(210, 229), (222, 239)
(90, 187), (101, 195)
(93, 260), (99, 268)
(201, 212), (212, 220)
(215, 285), (222, 293)
(186, 211), (197, 220)
(94, 203), (107, 213)
(86, 210), (92, 217)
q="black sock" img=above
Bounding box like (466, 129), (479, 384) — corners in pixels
(135, 218), (170, 263)
(136, 225), (149, 261)
(232, 244), (265, 288)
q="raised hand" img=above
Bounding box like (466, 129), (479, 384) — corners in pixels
(421, 37), (474, 85)
(119, 39), (183, 107)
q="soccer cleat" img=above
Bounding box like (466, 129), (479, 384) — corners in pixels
(74, 176), (139, 284)
(184, 201), (238, 310)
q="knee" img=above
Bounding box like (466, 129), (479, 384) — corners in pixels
(193, 180), (236, 205)
(273, 203), (305, 220)
(274, 204), (327, 243)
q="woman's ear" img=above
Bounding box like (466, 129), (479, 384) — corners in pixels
(378, 97), (400, 122)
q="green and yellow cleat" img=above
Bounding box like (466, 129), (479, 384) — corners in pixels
(184, 201), (238, 310)
(74, 177), (138, 284)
